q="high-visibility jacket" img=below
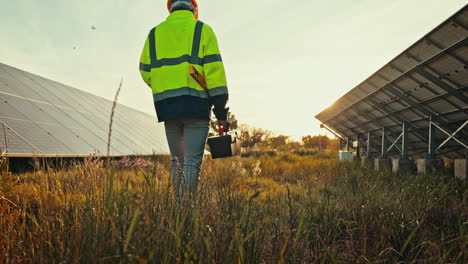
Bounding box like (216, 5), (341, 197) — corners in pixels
(139, 10), (229, 122)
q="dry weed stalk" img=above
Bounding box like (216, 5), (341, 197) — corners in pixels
(107, 79), (123, 160)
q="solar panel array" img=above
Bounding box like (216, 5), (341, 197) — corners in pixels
(0, 63), (169, 157)
(316, 6), (468, 159)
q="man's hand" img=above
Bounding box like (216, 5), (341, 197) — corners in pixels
(217, 120), (230, 133)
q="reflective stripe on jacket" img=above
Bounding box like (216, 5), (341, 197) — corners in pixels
(139, 10), (229, 122)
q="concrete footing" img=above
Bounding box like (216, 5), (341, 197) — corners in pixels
(416, 159), (444, 175)
(454, 159), (467, 180)
(361, 157), (374, 168)
(374, 158), (392, 171)
(355, 155), (464, 178)
(392, 158), (415, 173)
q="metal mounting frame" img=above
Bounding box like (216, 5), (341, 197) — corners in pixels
(315, 7), (468, 160)
(431, 118), (468, 152)
(379, 122), (409, 159)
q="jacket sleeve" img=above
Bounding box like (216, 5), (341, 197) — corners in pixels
(202, 25), (229, 120)
(139, 34), (152, 88)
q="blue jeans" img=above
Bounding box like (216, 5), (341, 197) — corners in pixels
(164, 118), (209, 197)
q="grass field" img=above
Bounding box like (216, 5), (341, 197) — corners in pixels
(0, 153), (466, 263)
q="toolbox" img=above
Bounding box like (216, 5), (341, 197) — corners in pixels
(207, 131), (241, 159)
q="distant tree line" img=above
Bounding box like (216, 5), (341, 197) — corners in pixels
(209, 112), (338, 152)
(301, 135), (331, 150)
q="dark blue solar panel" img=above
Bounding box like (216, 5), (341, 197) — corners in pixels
(0, 62), (169, 156)
(0, 121), (38, 155)
(0, 118), (73, 155)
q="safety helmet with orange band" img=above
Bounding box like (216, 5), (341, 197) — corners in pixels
(167, 0), (199, 19)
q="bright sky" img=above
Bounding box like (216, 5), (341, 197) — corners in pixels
(0, 0), (465, 140)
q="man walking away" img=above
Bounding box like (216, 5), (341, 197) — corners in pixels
(139, 0), (230, 198)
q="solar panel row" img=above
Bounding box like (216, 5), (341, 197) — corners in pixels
(0, 63), (169, 157)
(316, 6), (468, 159)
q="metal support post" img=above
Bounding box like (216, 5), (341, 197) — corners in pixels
(428, 116), (436, 159)
(366, 131), (372, 159)
(381, 127), (387, 159)
(401, 121), (408, 160)
(346, 137), (351, 151)
(339, 139), (343, 151)
(356, 134), (361, 158)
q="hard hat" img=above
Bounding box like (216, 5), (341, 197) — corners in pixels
(167, 0), (199, 19)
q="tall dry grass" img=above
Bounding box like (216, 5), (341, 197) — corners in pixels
(0, 153), (466, 263)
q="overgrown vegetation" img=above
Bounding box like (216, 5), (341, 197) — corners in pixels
(0, 153), (466, 263)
